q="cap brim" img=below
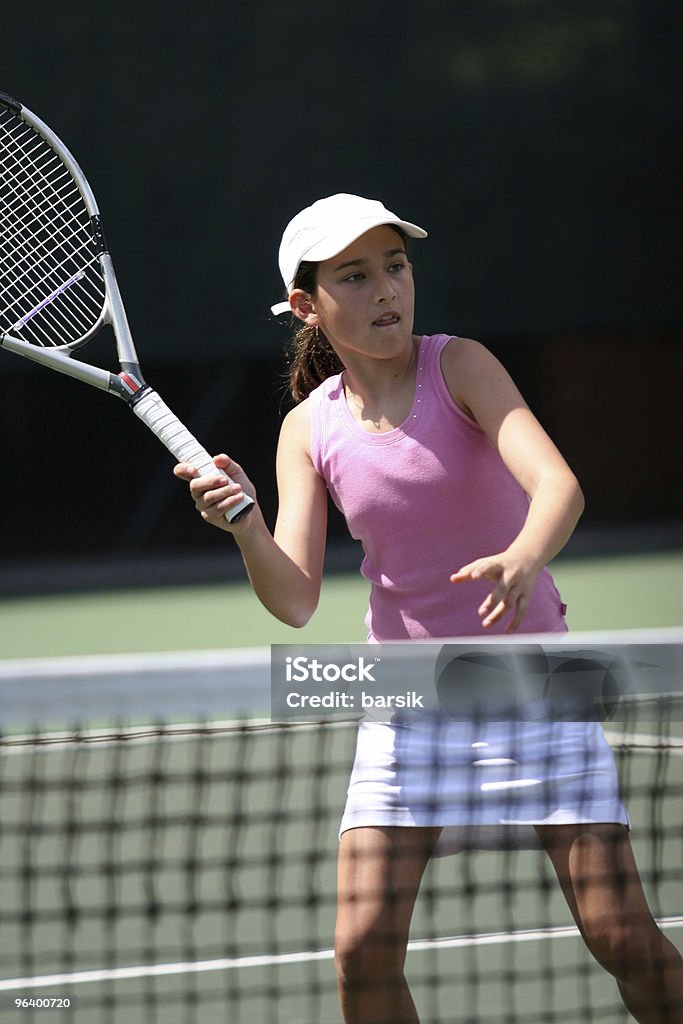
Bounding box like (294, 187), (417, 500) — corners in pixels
(271, 300), (293, 316)
(302, 216), (427, 266)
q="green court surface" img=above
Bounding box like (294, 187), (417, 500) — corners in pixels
(0, 550), (681, 659)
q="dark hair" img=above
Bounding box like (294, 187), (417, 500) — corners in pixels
(285, 227), (408, 403)
(286, 260), (344, 403)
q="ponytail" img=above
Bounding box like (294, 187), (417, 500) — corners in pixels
(285, 260), (343, 403)
(287, 323), (343, 403)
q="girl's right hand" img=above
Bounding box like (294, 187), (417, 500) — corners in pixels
(173, 453), (257, 532)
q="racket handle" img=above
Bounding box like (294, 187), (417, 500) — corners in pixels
(132, 389), (254, 523)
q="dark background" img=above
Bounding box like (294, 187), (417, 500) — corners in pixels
(1, 0), (681, 592)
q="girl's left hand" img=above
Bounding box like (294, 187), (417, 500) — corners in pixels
(450, 552), (541, 633)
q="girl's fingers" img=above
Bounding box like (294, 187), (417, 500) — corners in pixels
(174, 453), (254, 534)
(451, 557), (502, 584)
(480, 584), (521, 627)
(451, 552), (534, 632)
(481, 597), (509, 627)
(195, 477), (240, 509)
(505, 597), (528, 634)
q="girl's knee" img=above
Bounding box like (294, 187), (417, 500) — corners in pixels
(335, 926), (406, 987)
(583, 916), (667, 981)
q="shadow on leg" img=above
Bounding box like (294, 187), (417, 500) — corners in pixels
(536, 823), (683, 1023)
(335, 825), (441, 1024)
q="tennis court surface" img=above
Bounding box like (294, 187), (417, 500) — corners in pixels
(1, 629), (682, 1022)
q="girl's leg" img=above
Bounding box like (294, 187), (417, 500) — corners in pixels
(335, 825), (441, 1024)
(536, 823), (683, 1023)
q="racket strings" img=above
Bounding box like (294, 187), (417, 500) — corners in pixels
(0, 119), (95, 282)
(2, 166), (90, 287)
(0, 131), (85, 283)
(0, 140), (103, 344)
(0, 179), (102, 346)
(0, 108), (105, 348)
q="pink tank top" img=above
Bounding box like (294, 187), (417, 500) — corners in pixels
(308, 334), (568, 640)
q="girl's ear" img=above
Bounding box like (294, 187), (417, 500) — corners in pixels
(289, 289), (320, 327)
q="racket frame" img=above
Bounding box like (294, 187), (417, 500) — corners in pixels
(0, 91), (254, 522)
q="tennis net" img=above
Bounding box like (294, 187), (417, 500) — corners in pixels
(1, 631), (682, 1023)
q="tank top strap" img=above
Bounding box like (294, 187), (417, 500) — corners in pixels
(421, 333), (458, 411)
(307, 372), (343, 477)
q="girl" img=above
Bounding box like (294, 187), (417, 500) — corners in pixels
(175, 194), (682, 1023)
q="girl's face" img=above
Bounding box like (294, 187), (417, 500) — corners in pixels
(300, 225), (416, 362)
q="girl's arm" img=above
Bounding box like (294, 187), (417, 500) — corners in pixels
(174, 399), (328, 627)
(442, 338), (585, 632)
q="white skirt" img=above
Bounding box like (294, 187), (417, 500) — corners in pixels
(339, 717), (629, 856)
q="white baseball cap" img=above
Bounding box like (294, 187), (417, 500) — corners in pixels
(270, 193), (428, 315)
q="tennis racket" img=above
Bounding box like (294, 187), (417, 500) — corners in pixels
(0, 91), (254, 523)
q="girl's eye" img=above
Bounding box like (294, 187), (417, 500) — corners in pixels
(341, 259), (406, 282)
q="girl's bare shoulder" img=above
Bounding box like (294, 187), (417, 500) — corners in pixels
(440, 337), (514, 418)
(278, 396), (314, 461)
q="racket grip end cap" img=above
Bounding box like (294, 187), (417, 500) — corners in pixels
(227, 495), (255, 524)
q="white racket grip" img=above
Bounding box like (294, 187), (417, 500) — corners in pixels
(132, 389), (254, 523)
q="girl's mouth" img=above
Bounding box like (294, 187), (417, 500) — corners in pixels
(373, 312), (400, 327)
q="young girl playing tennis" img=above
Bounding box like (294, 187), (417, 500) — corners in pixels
(175, 194), (682, 1023)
